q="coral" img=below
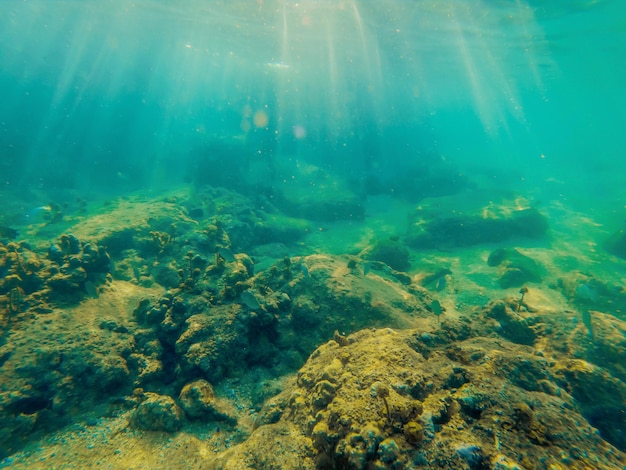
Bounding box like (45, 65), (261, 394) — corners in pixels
(0, 242), (44, 296)
(149, 229), (175, 255)
(0, 235), (111, 318)
(202, 218), (231, 253)
(45, 234), (111, 303)
(517, 286), (529, 312)
(177, 251), (207, 292)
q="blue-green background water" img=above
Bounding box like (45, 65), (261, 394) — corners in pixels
(2, 2), (626, 465)
(1, 0), (624, 209)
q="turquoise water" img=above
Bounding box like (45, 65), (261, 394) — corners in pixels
(2, 1), (626, 467)
(1, 0), (624, 203)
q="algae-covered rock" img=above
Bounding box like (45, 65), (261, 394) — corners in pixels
(281, 254), (430, 356)
(175, 307), (248, 382)
(406, 206), (548, 249)
(377, 437), (401, 464)
(179, 379), (237, 424)
(552, 359), (626, 451)
(360, 238), (410, 272)
(487, 247), (543, 288)
(152, 262), (181, 289)
(208, 328), (624, 469)
(252, 213), (314, 245)
(130, 392), (184, 432)
(272, 160), (365, 222)
(485, 300), (538, 345)
(0, 279), (140, 458)
(557, 272), (626, 321)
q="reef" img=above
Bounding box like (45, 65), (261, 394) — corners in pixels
(129, 250), (431, 392)
(210, 328), (623, 469)
(0, 186), (625, 469)
(0, 234), (111, 325)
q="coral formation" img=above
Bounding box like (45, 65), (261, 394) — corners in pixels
(0, 187), (625, 469)
(210, 328), (623, 469)
(0, 233), (111, 323)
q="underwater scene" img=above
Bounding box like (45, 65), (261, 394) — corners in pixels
(1, 0), (626, 468)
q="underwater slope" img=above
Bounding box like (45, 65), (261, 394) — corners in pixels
(1, 182), (625, 468)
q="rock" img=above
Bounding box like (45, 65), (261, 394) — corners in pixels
(485, 300), (537, 345)
(130, 393), (184, 432)
(552, 359), (626, 451)
(188, 207), (204, 219)
(557, 273), (626, 321)
(96, 355), (131, 393)
(153, 263), (181, 289)
(272, 160), (365, 222)
(377, 437), (400, 464)
(406, 207), (548, 249)
(604, 228), (626, 259)
(127, 353), (164, 387)
(207, 328), (624, 469)
(252, 214), (313, 246)
(403, 421), (424, 444)
(178, 379), (237, 424)
(487, 247), (543, 288)
(175, 308), (248, 382)
(491, 453), (525, 470)
(361, 238), (410, 272)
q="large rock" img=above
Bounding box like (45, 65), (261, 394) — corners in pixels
(175, 307), (248, 382)
(272, 160), (365, 222)
(179, 379), (237, 424)
(209, 327), (625, 469)
(360, 238), (411, 272)
(130, 392), (184, 432)
(487, 247), (543, 288)
(406, 206), (548, 249)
